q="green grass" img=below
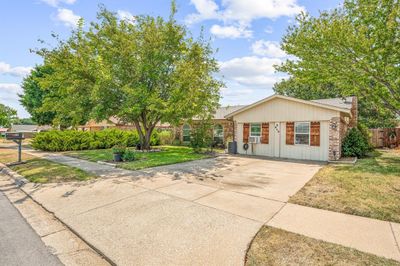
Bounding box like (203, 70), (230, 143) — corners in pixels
(246, 226), (400, 266)
(65, 145), (214, 171)
(290, 149), (400, 223)
(9, 158), (95, 183)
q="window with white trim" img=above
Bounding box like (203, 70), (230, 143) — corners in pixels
(295, 122), (310, 145)
(250, 123), (261, 137)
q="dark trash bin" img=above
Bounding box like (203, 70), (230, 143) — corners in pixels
(228, 141), (237, 154)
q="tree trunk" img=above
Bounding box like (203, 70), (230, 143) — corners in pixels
(133, 120), (155, 151)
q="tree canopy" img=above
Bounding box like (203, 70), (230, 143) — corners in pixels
(20, 65), (57, 126)
(34, 3), (222, 148)
(275, 0), (400, 125)
(0, 103), (17, 128)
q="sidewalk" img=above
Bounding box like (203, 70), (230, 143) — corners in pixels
(16, 149), (400, 262)
(267, 203), (400, 261)
(0, 185), (61, 266)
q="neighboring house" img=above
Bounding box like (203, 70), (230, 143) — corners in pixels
(0, 128), (9, 137)
(225, 95), (357, 161)
(9, 124), (52, 138)
(78, 117), (172, 132)
(177, 105), (246, 146)
(78, 117), (133, 131)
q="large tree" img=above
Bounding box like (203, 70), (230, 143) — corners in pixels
(19, 65), (57, 125)
(36, 4), (222, 148)
(0, 103), (17, 128)
(276, 0), (400, 120)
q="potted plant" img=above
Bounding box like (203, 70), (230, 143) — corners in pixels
(112, 145), (126, 162)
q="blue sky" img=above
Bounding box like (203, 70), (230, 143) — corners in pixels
(0, 0), (341, 118)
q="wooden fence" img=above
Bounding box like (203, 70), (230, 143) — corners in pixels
(369, 128), (400, 148)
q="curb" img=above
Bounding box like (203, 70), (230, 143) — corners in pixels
(96, 161), (117, 167)
(0, 163), (117, 266)
(0, 163), (29, 187)
(328, 157), (357, 165)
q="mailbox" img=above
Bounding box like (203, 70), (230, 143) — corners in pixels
(5, 132), (25, 140)
(5, 132), (25, 163)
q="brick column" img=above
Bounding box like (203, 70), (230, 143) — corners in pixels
(329, 117), (341, 160)
(233, 121), (238, 142)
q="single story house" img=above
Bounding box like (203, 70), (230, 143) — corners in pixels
(9, 124), (52, 138)
(225, 95), (357, 161)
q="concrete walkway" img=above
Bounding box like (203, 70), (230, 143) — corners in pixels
(268, 203), (400, 261)
(16, 150), (400, 263)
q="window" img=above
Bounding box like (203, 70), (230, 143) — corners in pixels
(295, 122), (310, 145)
(182, 124), (191, 142)
(213, 124), (224, 145)
(250, 123), (261, 137)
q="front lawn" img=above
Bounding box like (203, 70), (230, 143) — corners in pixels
(0, 147), (94, 183)
(65, 145), (214, 171)
(246, 226), (400, 265)
(290, 149), (400, 223)
(9, 158), (95, 183)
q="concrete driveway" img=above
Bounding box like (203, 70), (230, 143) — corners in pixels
(20, 155), (322, 265)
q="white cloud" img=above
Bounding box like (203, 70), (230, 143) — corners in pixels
(117, 10), (136, 22)
(56, 8), (81, 28)
(0, 83), (22, 102)
(251, 40), (286, 58)
(186, 0), (219, 24)
(221, 87), (253, 97)
(219, 56), (284, 87)
(187, 0), (304, 39)
(187, 0), (304, 24)
(0, 83), (21, 92)
(41, 0), (76, 7)
(210, 24), (252, 39)
(0, 83), (30, 118)
(0, 62), (32, 77)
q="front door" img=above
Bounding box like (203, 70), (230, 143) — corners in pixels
(273, 122), (280, 157)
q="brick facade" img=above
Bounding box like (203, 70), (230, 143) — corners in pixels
(328, 97), (358, 160)
(329, 117), (341, 160)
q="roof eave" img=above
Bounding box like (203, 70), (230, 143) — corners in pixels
(224, 94), (352, 119)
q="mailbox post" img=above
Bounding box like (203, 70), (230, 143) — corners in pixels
(5, 132), (25, 163)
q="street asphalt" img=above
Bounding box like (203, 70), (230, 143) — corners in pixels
(0, 190), (61, 266)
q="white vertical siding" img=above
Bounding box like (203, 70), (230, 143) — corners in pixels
(237, 122), (274, 156)
(280, 121), (329, 161)
(234, 98), (339, 123)
(236, 121), (329, 161)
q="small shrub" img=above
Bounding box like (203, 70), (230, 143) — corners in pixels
(122, 149), (135, 161)
(190, 121), (213, 153)
(342, 128), (370, 158)
(112, 144), (126, 154)
(159, 130), (174, 145)
(150, 130), (160, 146)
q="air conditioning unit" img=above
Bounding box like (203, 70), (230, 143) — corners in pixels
(248, 136), (260, 143)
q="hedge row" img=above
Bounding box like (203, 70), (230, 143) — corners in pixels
(31, 129), (160, 151)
